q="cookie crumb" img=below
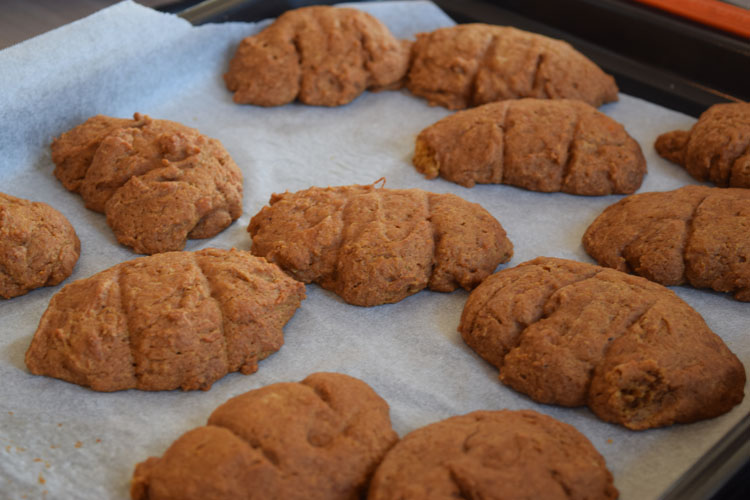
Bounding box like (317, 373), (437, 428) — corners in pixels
(74, 441), (82, 449)
(38, 473), (45, 485)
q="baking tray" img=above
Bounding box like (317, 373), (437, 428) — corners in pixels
(174, 0), (750, 119)
(0, 1), (747, 498)
(173, 1), (750, 498)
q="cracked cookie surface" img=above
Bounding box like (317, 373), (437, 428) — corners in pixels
(131, 372), (398, 500)
(25, 248), (305, 391)
(0, 192), (80, 299)
(369, 409), (617, 500)
(414, 98), (645, 193)
(459, 257), (745, 430)
(583, 185), (750, 301)
(407, 24), (618, 110)
(51, 113), (243, 254)
(224, 6), (410, 107)
(655, 102), (750, 187)
(248, 183), (513, 306)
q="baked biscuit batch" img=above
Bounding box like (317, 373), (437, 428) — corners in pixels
(4, 4), (748, 499)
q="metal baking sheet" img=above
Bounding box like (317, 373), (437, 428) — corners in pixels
(0, 1), (747, 498)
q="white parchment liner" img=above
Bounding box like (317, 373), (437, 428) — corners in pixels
(0, 2), (747, 498)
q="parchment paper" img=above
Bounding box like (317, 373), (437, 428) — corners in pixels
(0, 1), (747, 498)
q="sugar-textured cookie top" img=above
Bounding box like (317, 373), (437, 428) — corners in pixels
(248, 183), (513, 306)
(51, 113), (243, 254)
(25, 248), (305, 391)
(655, 102), (750, 187)
(583, 185), (750, 301)
(0, 192), (80, 299)
(369, 409), (617, 500)
(131, 372), (398, 500)
(414, 98), (645, 194)
(224, 6), (411, 107)
(407, 24), (618, 110)
(459, 257), (745, 430)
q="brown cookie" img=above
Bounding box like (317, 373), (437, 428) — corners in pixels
(414, 98), (645, 193)
(459, 257), (745, 430)
(131, 372), (398, 500)
(407, 24), (618, 110)
(369, 409), (617, 500)
(583, 185), (750, 301)
(0, 192), (80, 299)
(25, 248), (305, 391)
(248, 183), (513, 306)
(655, 102), (750, 187)
(51, 113), (243, 254)
(224, 6), (410, 107)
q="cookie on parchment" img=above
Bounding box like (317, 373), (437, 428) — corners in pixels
(407, 24), (618, 110)
(51, 113), (243, 254)
(414, 98), (645, 193)
(459, 257), (745, 430)
(0, 192), (80, 299)
(583, 185), (750, 301)
(369, 409), (617, 500)
(25, 248), (305, 391)
(248, 183), (513, 306)
(655, 102), (750, 187)
(225, 6), (410, 107)
(131, 372), (398, 500)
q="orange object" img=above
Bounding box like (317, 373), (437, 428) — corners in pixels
(633, 0), (750, 38)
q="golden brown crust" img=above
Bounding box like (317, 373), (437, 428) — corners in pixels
(24, 248), (305, 391)
(51, 114), (243, 254)
(131, 372), (398, 500)
(52, 115), (134, 192)
(407, 24), (618, 110)
(0, 192), (80, 299)
(247, 183), (513, 306)
(583, 185), (750, 301)
(368, 409), (618, 500)
(459, 257), (745, 430)
(224, 6), (411, 107)
(414, 99), (646, 193)
(655, 102), (750, 187)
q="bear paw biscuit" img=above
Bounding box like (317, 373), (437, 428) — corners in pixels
(131, 372), (398, 500)
(369, 409), (617, 500)
(51, 113), (243, 254)
(0, 192), (80, 298)
(415, 98), (645, 193)
(655, 102), (750, 187)
(25, 248), (305, 391)
(248, 183), (513, 306)
(583, 185), (750, 301)
(407, 24), (618, 110)
(459, 257), (745, 430)
(225, 6), (410, 107)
